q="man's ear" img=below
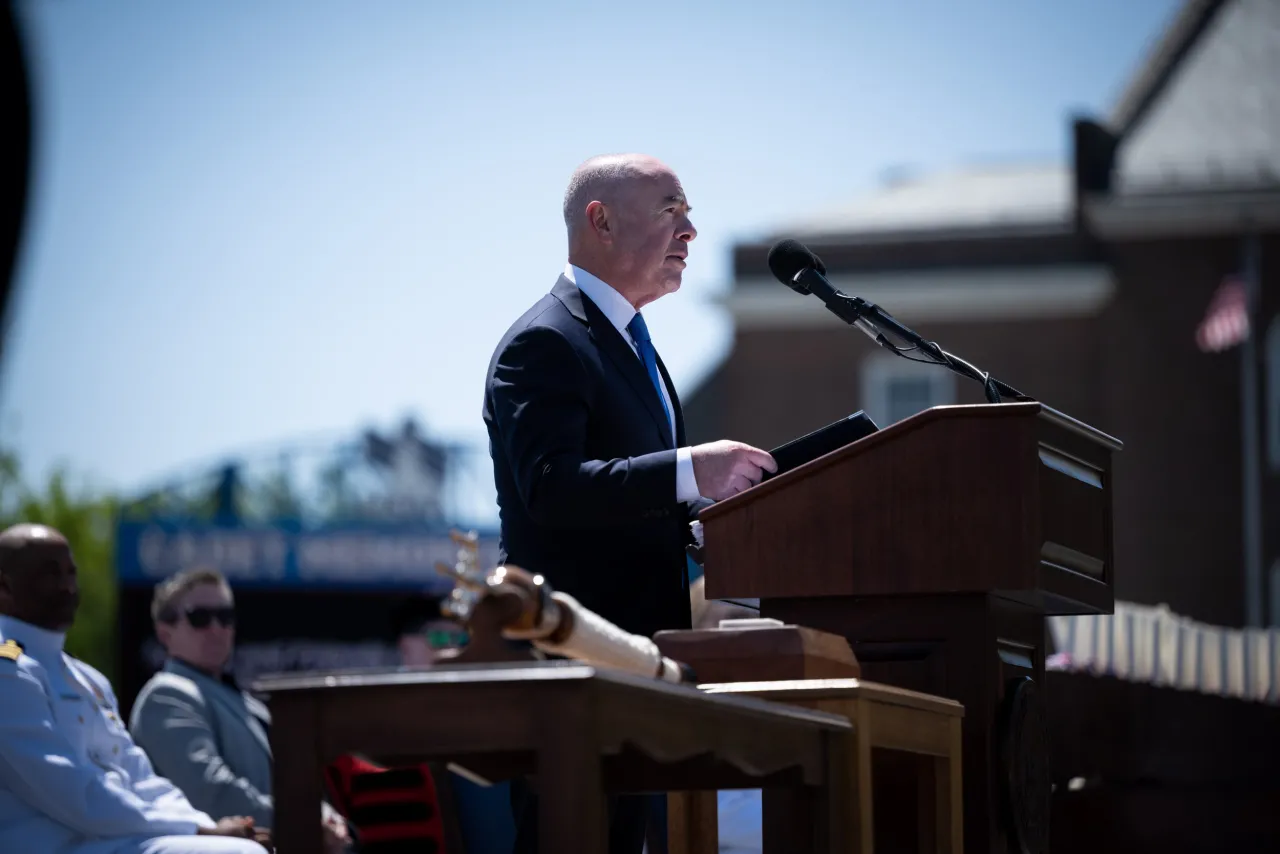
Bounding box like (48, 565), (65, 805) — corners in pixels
(586, 201), (612, 241)
(154, 622), (172, 648)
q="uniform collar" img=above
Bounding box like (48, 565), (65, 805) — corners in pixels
(0, 614), (65, 661)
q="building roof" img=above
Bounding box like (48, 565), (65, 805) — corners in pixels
(771, 163), (1071, 242)
(759, 0), (1278, 246)
(1112, 0), (1280, 193)
(1107, 0), (1225, 135)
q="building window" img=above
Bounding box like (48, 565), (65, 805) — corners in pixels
(860, 355), (955, 426)
(1267, 315), (1280, 471)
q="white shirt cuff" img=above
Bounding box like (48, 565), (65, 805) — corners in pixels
(676, 446), (701, 503)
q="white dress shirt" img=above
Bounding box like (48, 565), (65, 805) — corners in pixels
(0, 615), (261, 854)
(565, 263), (702, 503)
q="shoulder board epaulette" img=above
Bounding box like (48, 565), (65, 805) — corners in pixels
(0, 638), (24, 662)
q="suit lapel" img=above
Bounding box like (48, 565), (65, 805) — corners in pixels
(240, 694), (273, 757)
(552, 276), (676, 450)
(168, 660), (272, 758)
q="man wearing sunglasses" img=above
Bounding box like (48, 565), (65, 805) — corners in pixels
(391, 595), (468, 667)
(129, 568), (350, 854)
(0, 523), (268, 853)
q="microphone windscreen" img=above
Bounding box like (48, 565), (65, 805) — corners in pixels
(767, 239), (826, 293)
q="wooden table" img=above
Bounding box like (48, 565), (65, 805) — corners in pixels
(255, 661), (856, 854)
(669, 678), (964, 854)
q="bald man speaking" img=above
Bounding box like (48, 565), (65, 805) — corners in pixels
(482, 154), (775, 853)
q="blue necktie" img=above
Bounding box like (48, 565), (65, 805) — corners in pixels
(627, 312), (673, 437)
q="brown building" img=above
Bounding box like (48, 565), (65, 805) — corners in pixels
(685, 0), (1280, 629)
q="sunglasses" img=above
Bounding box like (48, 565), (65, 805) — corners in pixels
(174, 606), (236, 629)
(424, 629), (467, 649)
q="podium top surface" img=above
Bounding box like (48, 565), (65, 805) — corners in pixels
(700, 402), (1121, 523)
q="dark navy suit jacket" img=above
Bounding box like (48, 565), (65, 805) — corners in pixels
(482, 275), (694, 640)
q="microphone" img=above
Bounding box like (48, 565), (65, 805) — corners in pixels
(767, 239), (945, 362)
(766, 238), (1032, 404)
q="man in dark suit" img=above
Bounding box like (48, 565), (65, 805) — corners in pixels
(483, 153), (776, 854)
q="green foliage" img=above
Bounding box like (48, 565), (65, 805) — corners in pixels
(0, 449), (120, 682)
(315, 457), (363, 523)
(117, 487), (215, 522)
(119, 458), (322, 525)
(243, 458), (304, 521)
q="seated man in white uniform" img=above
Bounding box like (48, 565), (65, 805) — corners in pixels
(0, 522), (268, 854)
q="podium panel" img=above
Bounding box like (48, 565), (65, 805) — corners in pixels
(700, 402), (1120, 616)
(696, 402), (1122, 854)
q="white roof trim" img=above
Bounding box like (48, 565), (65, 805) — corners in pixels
(722, 266), (1116, 329)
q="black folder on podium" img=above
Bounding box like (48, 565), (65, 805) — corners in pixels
(761, 410), (879, 481)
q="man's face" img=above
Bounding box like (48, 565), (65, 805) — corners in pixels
(0, 540), (79, 631)
(600, 164), (697, 309)
(157, 582), (236, 673)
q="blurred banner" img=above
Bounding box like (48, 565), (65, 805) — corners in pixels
(115, 518), (501, 591)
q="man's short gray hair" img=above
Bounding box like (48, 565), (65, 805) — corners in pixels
(562, 154), (650, 231)
(152, 567), (231, 623)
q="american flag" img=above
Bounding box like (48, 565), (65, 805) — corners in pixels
(1196, 276), (1250, 353)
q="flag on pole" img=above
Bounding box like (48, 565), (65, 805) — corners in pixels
(1196, 275), (1250, 353)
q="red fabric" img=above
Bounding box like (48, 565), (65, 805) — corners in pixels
(324, 754), (448, 851)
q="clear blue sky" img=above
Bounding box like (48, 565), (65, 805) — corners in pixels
(1, 0), (1180, 497)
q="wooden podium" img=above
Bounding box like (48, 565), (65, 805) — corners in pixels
(698, 402), (1121, 854)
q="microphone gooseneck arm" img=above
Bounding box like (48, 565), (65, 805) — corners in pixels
(792, 268), (1033, 405)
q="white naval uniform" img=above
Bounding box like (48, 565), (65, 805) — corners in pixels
(0, 615), (264, 854)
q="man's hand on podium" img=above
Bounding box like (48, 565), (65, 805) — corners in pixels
(691, 441), (776, 500)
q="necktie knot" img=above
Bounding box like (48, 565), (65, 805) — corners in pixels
(627, 313), (652, 344)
